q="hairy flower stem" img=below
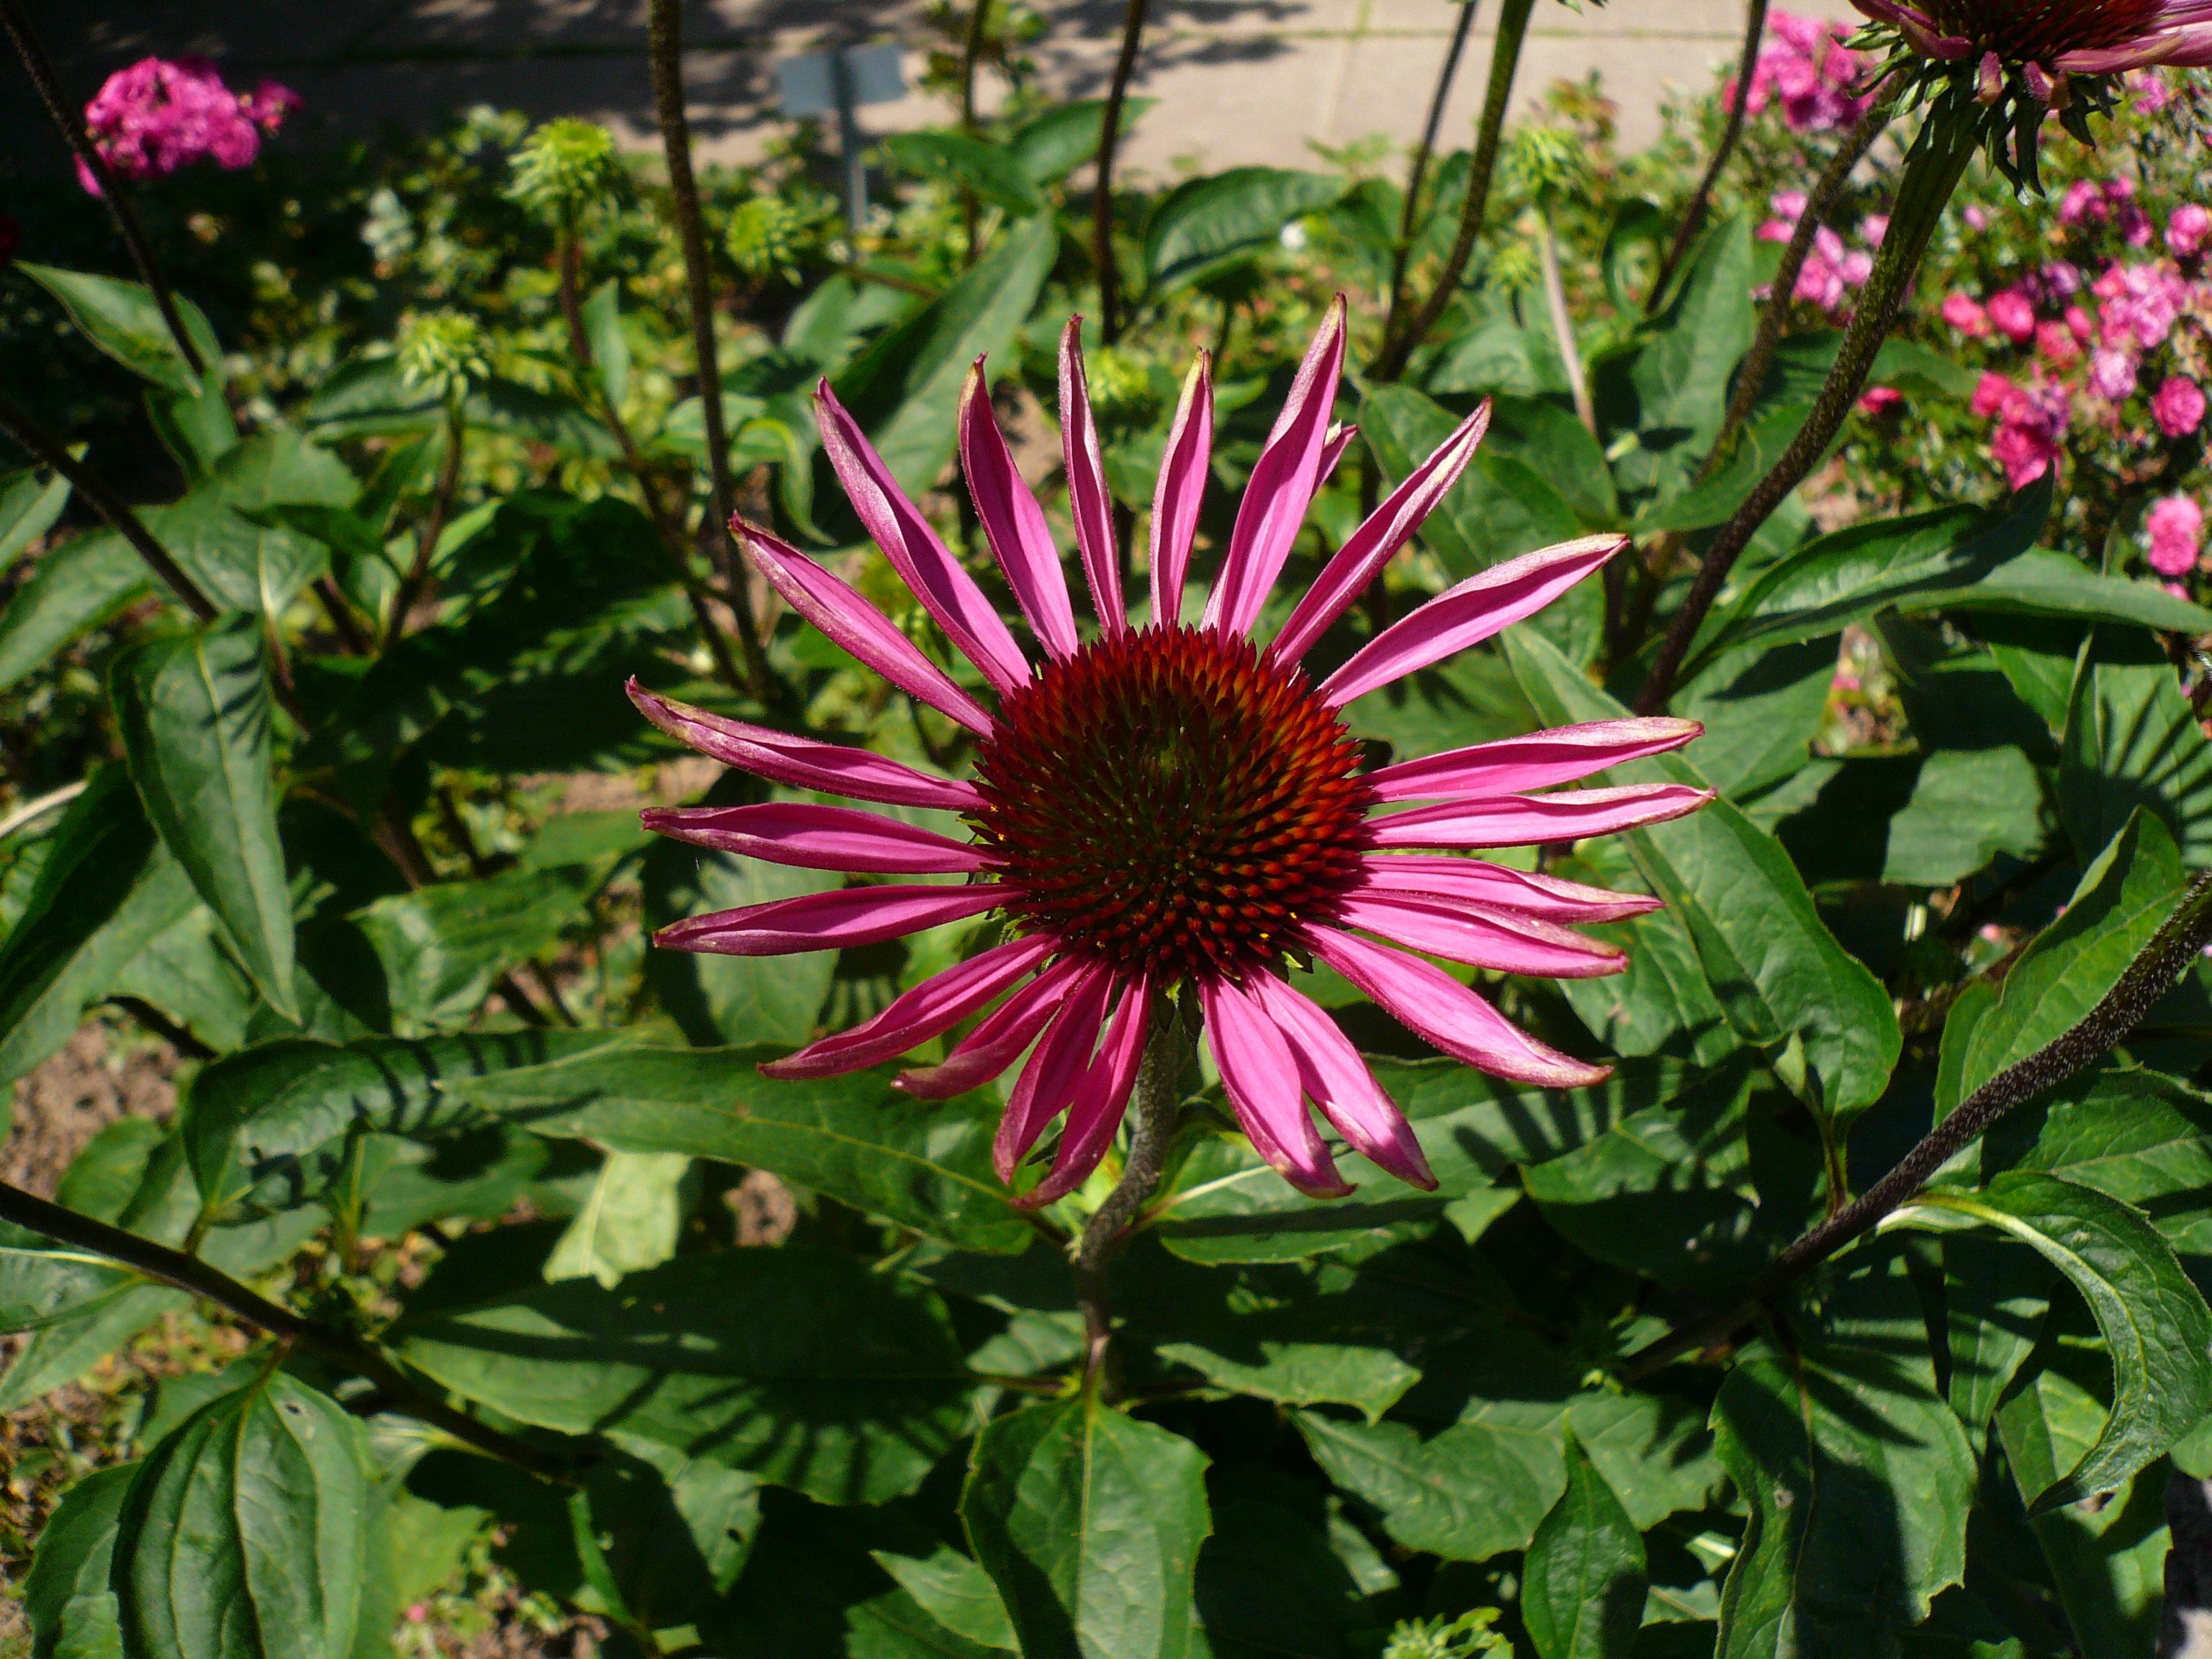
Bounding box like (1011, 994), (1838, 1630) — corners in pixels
(1373, 0), (1534, 382)
(1623, 870), (2212, 1382)
(1647, 0), (1770, 315)
(1094, 0), (1152, 346)
(647, 0), (775, 705)
(1074, 997), (1195, 1395)
(1382, 0), (1482, 359)
(0, 0), (206, 381)
(959, 0), (990, 266)
(0, 1175), (577, 1484)
(1634, 106), (1977, 715)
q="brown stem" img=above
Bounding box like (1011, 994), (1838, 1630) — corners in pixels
(960, 0), (990, 266)
(1646, 0), (1770, 315)
(1382, 0), (1481, 362)
(0, 387), (218, 622)
(1094, 0), (1151, 346)
(314, 577), (373, 655)
(647, 0), (774, 704)
(0, 0), (206, 379)
(1622, 869), (2212, 1380)
(0, 1177), (576, 1483)
(1371, 0), (1535, 382)
(387, 401), (464, 642)
(1634, 107), (1976, 716)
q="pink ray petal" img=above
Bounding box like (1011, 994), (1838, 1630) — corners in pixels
(1365, 783), (1712, 850)
(626, 681), (981, 812)
(1309, 927), (1612, 1088)
(896, 956), (1082, 1099)
(640, 801), (992, 876)
(960, 360), (1081, 660)
(992, 965), (1115, 1181)
(760, 934), (1056, 1079)
(1200, 974), (1355, 1199)
(1250, 974), (1434, 1190)
(1269, 400), (1491, 665)
(654, 883), (1005, 956)
(1015, 973), (1154, 1210)
(1355, 855), (1663, 923)
(2058, 30), (2211, 71)
(814, 378), (1030, 693)
(1335, 891), (1627, 979)
(1061, 318), (1127, 634)
(1319, 534), (1627, 708)
(738, 520), (994, 734)
(1364, 718), (1703, 803)
(1149, 350), (1214, 628)
(1203, 297), (1349, 639)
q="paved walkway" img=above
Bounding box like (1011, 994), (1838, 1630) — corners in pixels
(25, 0), (1863, 180)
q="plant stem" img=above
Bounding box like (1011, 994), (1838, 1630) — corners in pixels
(0, 0), (205, 379)
(0, 1177), (576, 1483)
(959, 0), (990, 266)
(0, 387), (218, 622)
(1074, 995), (1192, 1395)
(387, 400), (464, 642)
(1382, 0), (1480, 362)
(1646, 0), (1769, 315)
(1372, 0), (1535, 382)
(1622, 868), (2212, 1381)
(646, 0), (774, 703)
(1094, 0), (1151, 346)
(1633, 105), (1977, 715)
(1536, 207), (1596, 434)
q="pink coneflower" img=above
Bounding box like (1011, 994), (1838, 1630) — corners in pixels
(1855, 0), (2212, 75)
(629, 308), (1708, 1205)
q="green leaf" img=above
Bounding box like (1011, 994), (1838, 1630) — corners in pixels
(1881, 747), (2046, 887)
(643, 836), (837, 1048)
(0, 528), (153, 692)
(871, 1545), (1020, 1652)
(1894, 1172), (2212, 1510)
(1635, 403), (1811, 534)
(1629, 215), (1753, 454)
(1483, 395), (1621, 528)
(1990, 1066), (2212, 1256)
(148, 429), (359, 619)
(1143, 168), (1348, 293)
(544, 1150), (693, 1287)
(1295, 1406), (1566, 1564)
(1506, 627), (1899, 1128)
(830, 212), (1058, 495)
(22, 1462), (133, 1659)
(0, 466), (71, 572)
(1010, 99), (1154, 184)
(883, 131), (1043, 215)
(961, 1395), (1212, 1659)
(1710, 1346), (1975, 1656)
(1362, 387), (1586, 579)
(1565, 1388), (1725, 1531)
(112, 613), (297, 1020)
(1523, 1437), (1647, 1659)
(1550, 841), (1742, 1067)
(444, 1042), (1035, 1254)
(19, 263), (220, 398)
(1948, 810), (2186, 1110)
(1948, 547), (2212, 634)
(351, 865), (594, 1032)
(580, 279), (631, 410)
(397, 1247), (974, 1503)
(1192, 1490), (1380, 1659)
(2062, 630), (2212, 867)
(1942, 1235), (2048, 1430)
(0, 1223), (138, 1334)
(1673, 636), (1839, 801)
(114, 1372), (372, 1659)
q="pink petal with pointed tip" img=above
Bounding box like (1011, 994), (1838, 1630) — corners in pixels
(1365, 783), (1712, 850)
(1149, 351), (1213, 628)
(960, 361), (1081, 660)
(739, 521), (994, 734)
(993, 965), (1114, 1181)
(1355, 855), (1663, 923)
(1061, 319), (1126, 633)
(641, 802), (990, 876)
(1015, 974), (1154, 1210)
(1200, 974), (1354, 1198)
(1336, 891), (1627, 979)
(654, 883), (1004, 957)
(1271, 401), (1491, 665)
(814, 378), (1030, 693)
(896, 956), (1082, 1099)
(760, 934), (1056, 1079)
(1320, 534), (1627, 708)
(1364, 718), (1703, 802)
(626, 681), (981, 812)
(1204, 298), (1348, 639)
(1310, 927), (1612, 1087)
(1251, 974), (1435, 1190)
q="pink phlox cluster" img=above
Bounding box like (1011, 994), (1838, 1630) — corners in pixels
(2062, 178), (2154, 245)
(2170, 204), (2212, 257)
(1758, 192), (1880, 316)
(1737, 12), (1875, 133)
(2135, 70), (2177, 114)
(1974, 373), (2070, 489)
(78, 56), (297, 194)
(1857, 386), (1905, 415)
(2155, 376), (2208, 436)
(2146, 494), (2206, 576)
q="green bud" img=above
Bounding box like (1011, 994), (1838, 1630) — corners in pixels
(726, 195), (826, 284)
(1503, 124), (1592, 204)
(1084, 345), (1157, 424)
(1380, 1610), (1510, 1659)
(396, 310), (488, 401)
(507, 118), (621, 216)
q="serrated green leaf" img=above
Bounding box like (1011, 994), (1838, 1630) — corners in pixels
(1565, 1389), (1725, 1531)
(543, 1150), (692, 1287)
(1882, 747), (2046, 887)
(884, 131), (1043, 215)
(0, 528), (153, 693)
(1143, 168), (1346, 292)
(1524, 1437), (1647, 1659)
(1942, 1235), (2048, 1430)
(1010, 99), (1154, 185)
(2062, 629), (2212, 867)
(0, 467), (71, 572)
(19, 264), (220, 397)
(22, 1462), (133, 1659)
(1990, 1066), (2212, 1255)
(351, 864), (594, 1032)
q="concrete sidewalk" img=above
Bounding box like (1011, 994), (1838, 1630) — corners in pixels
(17, 0), (1863, 182)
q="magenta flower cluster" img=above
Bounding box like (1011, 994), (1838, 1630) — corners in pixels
(78, 56), (299, 196)
(1758, 191), (1887, 316)
(1731, 12), (1877, 134)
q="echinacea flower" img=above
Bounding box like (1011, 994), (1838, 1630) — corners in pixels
(1854, 0), (2212, 77)
(629, 307), (1709, 1205)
